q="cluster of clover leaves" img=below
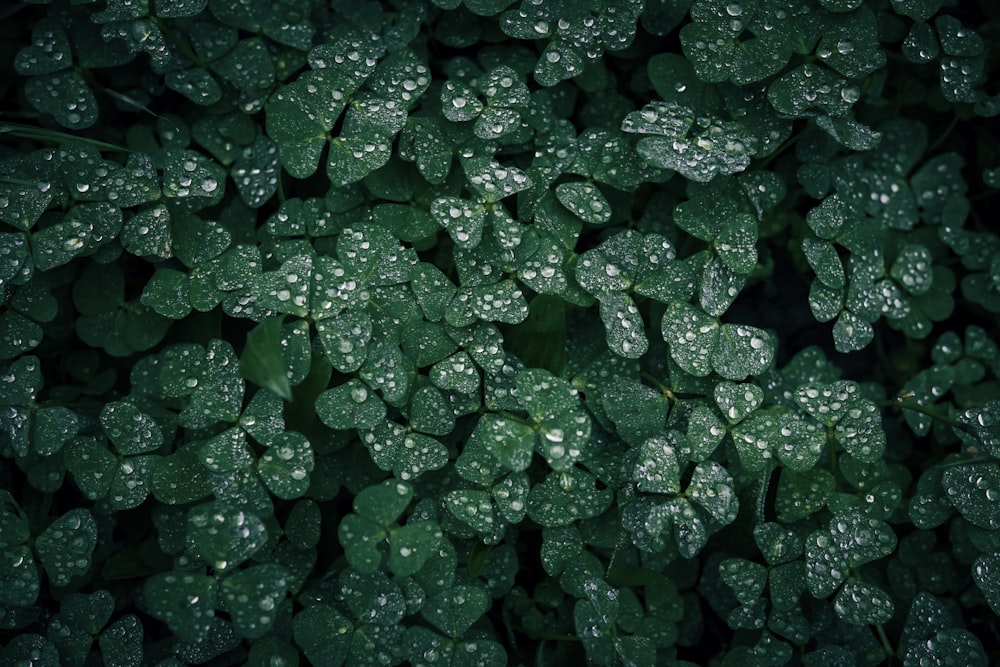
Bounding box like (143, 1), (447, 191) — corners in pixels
(1, 0), (1000, 665)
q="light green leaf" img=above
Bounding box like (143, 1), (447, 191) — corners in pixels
(527, 468), (614, 527)
(942, 462), (1000, 530)
(240, 316), (293, 401)
(316, 379), (386, 431)
(100, 400), (163, 456)
(293, 605), (352, 667)
(143, 571), (217, 643)
(623, 101), (757, 182)
(422, 585), (489, 638)
(36, 509), (97, 587)
(25, 71), (97, 129)
(258, 432), (314, 500)
(634, 436), (681, 495)
(471, 413), (535, 472)
(186, 500), (268, 571)
(441, 80), (483, 122)
(220, 564), (289, 639)
(387, 521), (442, 577)
(662, 301), (718, 377)
(555, 181), (612, 225)
(768, 64), (855, 118)
(714, 381), (763, 424)
(834, 580), (894, 625)
(432, 196), (485, 249)
(721, 558), (768, 605)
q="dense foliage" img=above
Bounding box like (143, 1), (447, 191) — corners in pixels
(1, 0), (999, 664)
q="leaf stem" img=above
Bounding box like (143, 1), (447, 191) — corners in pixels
(640, 372), (675, 400)
(875, 622), (896, 663)
(927, 113), (959, 153)
(513, 624), (581, 642)
(878, 395), (953, 426)
(0, 122), (131, 152)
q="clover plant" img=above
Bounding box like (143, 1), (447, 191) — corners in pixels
(1, 0), (1000, 665)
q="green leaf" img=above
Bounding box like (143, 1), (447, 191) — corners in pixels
(834, 580), (894, 625)
(316, 379), (386, 431)
(754, 522), (803, 566)
(220, 564), (288, 639)
(891, 244), (934, 296)
(634, 436), (681, 495)
(527, 468), (614, 527)
(15, 19), (73, 76)
(805, 514), (896, 597)
(144, 572), (217, 643)
(35, 509), (97, 587)
(517, 368), (591, 469)
(715, 381), (763, 424)
(441, 80), (483, 122)
(815, 115), (882, 151)
(430, 352), (480, 394)
(0, 545), (39, 607)
(258, 432), (314, 500)
(100, 400), (163, 455)
(904, 629), (988, 667)
(422, 585), (489, 638)
(890, 0), (943, 21)
(338, 479), (414, 573)
(387, 521), (442, 577)
(662, 301), (718, 377)
(432, 196), (485, 249)
(833, 309), (874, 353)
(163, 149), (226, 204)
(186, 500), (268, 571)
(458, 161), (531, 208)
(720, 558), (768, 605)
(716, 213), (758, 274)
(32, 202), (122, 271)
(25, 71), (97, 129)
(471, 413), (535, 472)
(362, 420), (449, 479)
(240, 316), (293, 401)
(603, 379), (668, 446)
(445, 488), (497, 535)
(768, 64), (855, 118)
(622, 101), (757, 182)
(555, 181), (611, 225)
(327, 131), (393, 187)
(942, 462), (1000, 529)
(317, 311), (373, 373)
(687, 405), (726, 460)
(355, 478), (414, 527)
(293, 604), (352, 667)
(662, 301), (777, 380)
(775, 467), (835, 523)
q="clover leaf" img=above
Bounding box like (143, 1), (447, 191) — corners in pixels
(622, 101), (759, 182)
(662, 301), (775, 380)
(339, 479), (442, 577)
(576, 230), (694, 358)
